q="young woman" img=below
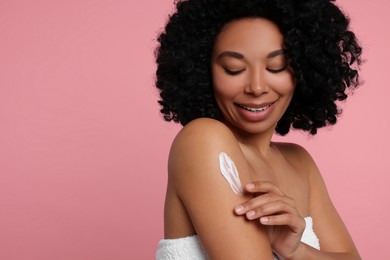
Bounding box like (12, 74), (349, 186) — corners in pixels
(155, 0), (362, 259)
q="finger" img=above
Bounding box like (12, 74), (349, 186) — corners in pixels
(245, 181), (284, 196)
(234, 192), (274, 215)
(234, 193), (296, 215)
(245, 200), (300, 220)
(260, 214), (305, 234)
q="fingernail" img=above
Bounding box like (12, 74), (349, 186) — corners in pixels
(234, 205), (244, 214)
(260, 217), (269, 224)
(246, 210), (255, 219)
(246, 183), (255, 190)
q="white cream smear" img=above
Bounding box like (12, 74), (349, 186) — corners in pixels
(219, 152), (243, 195)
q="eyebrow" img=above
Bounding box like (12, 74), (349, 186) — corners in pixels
(217, 51), (244, 60)
(267, 49), (284, 58)
(217, 49), (285, 60)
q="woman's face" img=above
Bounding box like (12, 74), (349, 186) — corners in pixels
(211, 18), (295, 135)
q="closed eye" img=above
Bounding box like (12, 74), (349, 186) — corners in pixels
(266, 65), (288, 73)
(224, 68), (246, 76)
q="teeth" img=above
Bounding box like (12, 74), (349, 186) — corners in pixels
(239, 104), (272, 112)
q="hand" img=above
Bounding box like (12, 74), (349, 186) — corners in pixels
(234, 181), (306, 259)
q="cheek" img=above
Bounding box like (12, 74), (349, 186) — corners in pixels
(272, 73), (295, 94)
(213, 72), (244, 98)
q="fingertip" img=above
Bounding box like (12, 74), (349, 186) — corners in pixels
(246, 210), (255, 219)
(260, 217), (269, 224)
(234, 205), (244, 214)
(245, 183), (255, 191)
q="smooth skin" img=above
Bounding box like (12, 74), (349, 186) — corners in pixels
(164, 18), (360, 259)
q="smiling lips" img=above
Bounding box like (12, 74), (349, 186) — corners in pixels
(237, 101), (275, 112)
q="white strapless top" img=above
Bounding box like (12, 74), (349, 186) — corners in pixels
(156, 216), (320, 259)
(157, 153), (320, 259)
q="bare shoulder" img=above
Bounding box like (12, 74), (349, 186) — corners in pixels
(172, 118), (238, 152)
(168, 118), (247, 193)
(273, 142), (318, 176)
(169, 118), (248, 183)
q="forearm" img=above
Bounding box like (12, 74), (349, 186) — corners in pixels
(287, 243), (361, 260)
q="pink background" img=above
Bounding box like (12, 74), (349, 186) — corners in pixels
(0, 0), (388, 259)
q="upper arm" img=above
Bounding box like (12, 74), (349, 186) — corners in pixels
(287, 144), (359, 256)
(168, 118), (274, 259)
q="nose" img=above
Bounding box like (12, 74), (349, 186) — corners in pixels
(244, 69), (269, 96)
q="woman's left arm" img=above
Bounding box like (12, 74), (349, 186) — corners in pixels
(300, 145), (361, 259)
(234, 144), (361, 260)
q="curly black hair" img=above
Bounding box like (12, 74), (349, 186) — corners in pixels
(155, 0), (362, 135)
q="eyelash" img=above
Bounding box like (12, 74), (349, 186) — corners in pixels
(224, 65), (288, 76)
(267, 65), (288, 73)
(224, 68), (245, 76)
